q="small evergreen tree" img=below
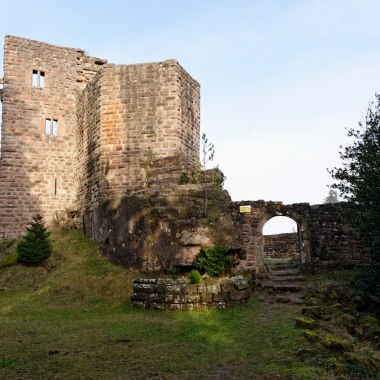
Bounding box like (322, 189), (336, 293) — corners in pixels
(17, 214), (52, 265)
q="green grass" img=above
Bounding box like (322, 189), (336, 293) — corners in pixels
(0, 229), (333, 379)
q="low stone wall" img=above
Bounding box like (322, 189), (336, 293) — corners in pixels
(131, 276), (252, 310)
(264, 233), (299, 258)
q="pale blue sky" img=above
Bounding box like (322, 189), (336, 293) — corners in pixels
(1, 1), (380, 232)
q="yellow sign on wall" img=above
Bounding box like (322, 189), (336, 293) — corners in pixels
(239, 205), (252, 213)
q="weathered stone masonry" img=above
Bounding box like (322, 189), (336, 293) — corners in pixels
(131, 276), (252, 310)
(0, 36), (200, 238)
(0, 35), (106, 237)
(75, 61), (200, 213)
(263, 233), (299, 259)
(0, 36), (367, 275)
(231, 201), (367, 276)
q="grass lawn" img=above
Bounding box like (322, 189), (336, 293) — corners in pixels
(0, 230), (332, 379)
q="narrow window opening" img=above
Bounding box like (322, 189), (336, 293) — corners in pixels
(54, 178), (57, 196)
(45, 118), (51, 135)
(39, 71), (45, 88)
(52, 119), (58, 137)
(45, 118), (59, 138)
(32, 70), (45, 88)
(32, 70), (38, 87)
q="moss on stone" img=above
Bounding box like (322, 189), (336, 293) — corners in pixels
(302, 305), (330, 320)
(320, 334), (353, 351)
(295, 317), (318, 329)
(303, 329), (318, 342)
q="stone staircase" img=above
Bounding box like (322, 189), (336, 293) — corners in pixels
(257, 256), (305, 304)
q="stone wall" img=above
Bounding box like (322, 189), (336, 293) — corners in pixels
(131, 276), (252, 310)
(75, 61), (200, 213)
(232, 201), (367, 276)
(308, 203), (367, 270)
(0, 36), (200, 238)
(0, 35), (105, 237)
(84, 175), (238, 271)
(264, 233), (299, 258)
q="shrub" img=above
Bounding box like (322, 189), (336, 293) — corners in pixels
(194, 246), (227, 277)
(17, 214), (52, 266)
(178, 172), (190, 185)
(189, 269), (201, 284)
(166, 265), (180, 279)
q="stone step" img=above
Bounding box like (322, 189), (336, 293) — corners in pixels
(269, 275), (305, 283)
(269, 268), (301, 277)
(267, 263), (300, 271)
(275, 295), (304, 304)
(275, 295), (291, 303)
(261, 282), (302, 292)
(273, 283), (302, 292)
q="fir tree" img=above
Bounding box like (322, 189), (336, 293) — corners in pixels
(17, 214), (52, 265)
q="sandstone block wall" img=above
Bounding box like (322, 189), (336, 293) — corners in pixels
(131, 276), (252, 310)
(232, 201), (367, 275)
(0, 36), (200, 238)
(75, 61), (200, 213)
(263, 233), (299, 258)
(0, 35), (105, 237)
(308, 203), (367, 269)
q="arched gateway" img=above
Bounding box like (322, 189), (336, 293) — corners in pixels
(231, 200), (361, 276)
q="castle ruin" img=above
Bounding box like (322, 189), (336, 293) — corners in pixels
(0, 36), (366, 274)
(0, 35), (199, 237)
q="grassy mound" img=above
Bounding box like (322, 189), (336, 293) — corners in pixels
(0, 229), (138, 306)
(0, 229), (332, 379)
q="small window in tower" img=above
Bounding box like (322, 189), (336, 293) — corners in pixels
(40, 71), (45, 88)
(45, 118), (59, 138)
(45, 118), (51, 135)
(54, 178), (57, 196)
(32, 70), (38, 87)
(52, 119), (58, 137)
(32, 70), (45, 88)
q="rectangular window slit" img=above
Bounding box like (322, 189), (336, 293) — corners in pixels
(53, 119), (58, 137)
(45, 118), (51, 135)
(40, 71), (45, 88)
(54, 178), (57, 195)
(32, 70), (38, 87)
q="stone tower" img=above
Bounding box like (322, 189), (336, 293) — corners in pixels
(0, 36), (200, 237)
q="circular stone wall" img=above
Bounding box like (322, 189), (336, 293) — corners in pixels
(131, 276), (252, 310)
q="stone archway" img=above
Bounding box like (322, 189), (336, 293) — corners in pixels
(254, 207), (310, 276)
(232, 201), (311, 277)
(262, 215), (300, 260)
